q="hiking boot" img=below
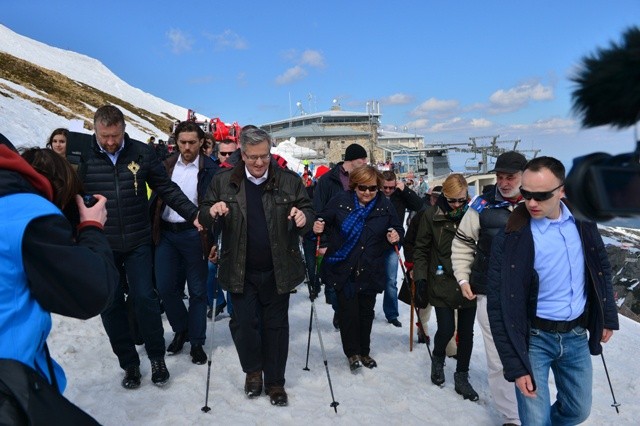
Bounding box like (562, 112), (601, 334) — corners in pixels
(215, 300), (227, 317)
(167, 330), (188, 354)
(265, 386), (288, 406)
(121, 365), (141, 389)
(431, 355), (446, 386)
(348, 355), (362, 373)
(388, 318), (402, 327)
(332, 312), (340, 330)
(150, 359), (170, 386)
(190, 344), (207, 365)
(361, 355), (377, 369)
(417, 327), (430, 345)
(244, 371), (263, 398)
(454, 371), (479, 401)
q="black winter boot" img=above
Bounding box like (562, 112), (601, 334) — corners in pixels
(454, 371), (479, 401)
(431, 355), (445, 386)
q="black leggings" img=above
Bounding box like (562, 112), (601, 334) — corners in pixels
(433, 306), (477, 372)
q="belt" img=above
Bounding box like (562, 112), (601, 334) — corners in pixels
(160, 220), (193, 233)
(531, 314), (584, 333)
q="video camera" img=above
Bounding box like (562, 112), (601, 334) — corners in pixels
(565, 26), (640, 222)
(565, 147), (640, 221)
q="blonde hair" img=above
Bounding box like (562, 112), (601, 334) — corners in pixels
(348, 165), (383, 190)
(441, 173), (468, 198)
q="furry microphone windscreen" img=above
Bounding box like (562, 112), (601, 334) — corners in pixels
(571, 26), (640, 129)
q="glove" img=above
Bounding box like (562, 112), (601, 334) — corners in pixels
(414, 279), (428, 308)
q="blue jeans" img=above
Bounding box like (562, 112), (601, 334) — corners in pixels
(517, 325), (592, 426)
(155, 228), (208, 345)
(383, 249), (399, 321)
(207, 261), (233, 316)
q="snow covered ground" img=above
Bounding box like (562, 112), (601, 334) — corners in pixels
(49, 279), (640, 426)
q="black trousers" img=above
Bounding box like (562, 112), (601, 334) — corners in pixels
(337, 288), (377, 358)
(229, 269), (290, 387)
(433, 305), (477, 372)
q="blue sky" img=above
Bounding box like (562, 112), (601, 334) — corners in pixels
(2, 0), (639, 165)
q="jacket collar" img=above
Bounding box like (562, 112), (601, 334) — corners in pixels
(229, 161), (277, 191)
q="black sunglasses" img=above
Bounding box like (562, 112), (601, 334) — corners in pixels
(383, 185), (396, 190)
(357, 184), (378, 192)
(219, 151), (234, 157)
(445, 197), (467, 204)
(519, 183), (564, 201)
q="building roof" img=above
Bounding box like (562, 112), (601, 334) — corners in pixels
(261, 109), (381, 127)
(269, 123), (369, 139)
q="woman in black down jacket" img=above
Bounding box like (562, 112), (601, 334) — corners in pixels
(313, 165), (404, 372)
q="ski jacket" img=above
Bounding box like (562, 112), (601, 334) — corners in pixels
(451, 190), (521, 295)
(487, 203), (619, 386)
(317, 191), (404, 294)
(0, 145), (117, 392)
(413, 202), (477, 309)
(199, 161), (313, 294)
(313, 162), (347, 214)
(78, 134), (198, 252)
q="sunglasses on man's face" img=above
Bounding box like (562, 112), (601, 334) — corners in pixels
(219, 151), (234, 157)
(383, 185), (396, 190)
(519, 183), (564, 201)
(357, 185), (378, 193)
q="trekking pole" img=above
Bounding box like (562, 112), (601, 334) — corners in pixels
(393, 243), (433, 361)
(202, 216), (223, 413)
(409, 279), (415, 352)
(601, 352), (620, 413)
(307, 219), (339, 413)
(312, 300), (339, 413)
(301, 232), (322, 371)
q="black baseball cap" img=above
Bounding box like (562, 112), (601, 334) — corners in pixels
(491, 151), (527, 173)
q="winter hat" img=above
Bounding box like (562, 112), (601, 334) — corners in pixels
(491, 151), (527, 173)
(344, 144), (367, 162)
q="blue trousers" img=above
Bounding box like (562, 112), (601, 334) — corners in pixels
(207, 261), (233, 315)
(101, 244), (165, 369)
(517, 326), (592, 426)
(383, 249), (399, 321)
(155, 228), (208, 345)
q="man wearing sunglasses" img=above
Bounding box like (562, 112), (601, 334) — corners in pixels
(380, 171), (425, 327)
(451, 150), (526, 426)
(487, 156), (618, 426)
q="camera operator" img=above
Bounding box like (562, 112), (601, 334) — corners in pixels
(0, 140), (118, 423)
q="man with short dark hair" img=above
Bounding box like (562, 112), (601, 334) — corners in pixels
(380, 170), (424, 327)
(199, 127), (313, 406)
(487, 156), (618, 425)
(152, 121), (216, 365)
(452, 150), (527, 425)
(79, 105), (200, 389)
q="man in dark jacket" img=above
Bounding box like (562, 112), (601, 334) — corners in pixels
(151, 121), (216, 366)
(381, 170), (424, 327)
(0, 136), (117, 423)
(451, 151), (526, 425)
(487, 156), (619, 426)
(310, 143), (368, 326)
(79, 105), (200, 389)
(199, 127), (313, 407)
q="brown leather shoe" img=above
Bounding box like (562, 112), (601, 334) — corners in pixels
(265, 386), (288, 406)
(244, 371), (263, 398)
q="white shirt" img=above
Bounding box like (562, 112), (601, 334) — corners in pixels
(245, 166), (269, 185)
(162, 154), (199, 223)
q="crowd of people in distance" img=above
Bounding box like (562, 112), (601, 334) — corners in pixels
(0, 107), (619, 425)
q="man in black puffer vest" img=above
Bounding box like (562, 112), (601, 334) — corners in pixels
(79, 105), (199, 390)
